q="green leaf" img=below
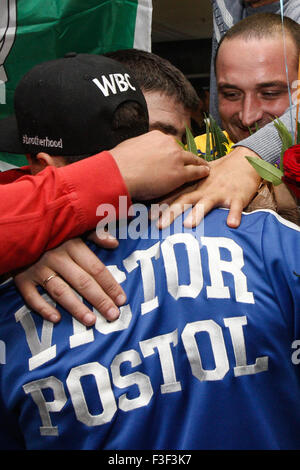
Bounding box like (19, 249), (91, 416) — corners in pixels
(245, 156), (284, 185)
(176, 139), (186, 150)
(248, 123), (259, 135)
(210, 120), (217, 160)
(273, 118), (293, 170)
(185, 125), (198, 156)
(297, 121), (300, 145)
(209, 114), (229, 159)
(204, 118), (212, 161)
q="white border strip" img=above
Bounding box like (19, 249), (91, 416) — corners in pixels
(219, 207), (300, 232)
(133, 0), (152, 52)
(0, 161), (17, 170)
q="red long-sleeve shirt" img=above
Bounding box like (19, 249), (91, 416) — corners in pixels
(0, 152), (131, 275)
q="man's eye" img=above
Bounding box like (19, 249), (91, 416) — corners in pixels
(261, 90), (283, 99)
(221, 91), (241, 100)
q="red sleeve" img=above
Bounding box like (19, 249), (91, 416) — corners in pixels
(0, 151), (131, 275)
(0, 167), (31, 184)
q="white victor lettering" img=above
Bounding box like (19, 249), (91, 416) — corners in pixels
(161, 233), (203, 300)
(123, 242), (160, 315)
(201, 237), (254, 303)
(18, 235), (268, 436)
(15, 298), (57, 370)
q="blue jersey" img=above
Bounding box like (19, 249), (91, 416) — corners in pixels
(0, 208), (299, 450)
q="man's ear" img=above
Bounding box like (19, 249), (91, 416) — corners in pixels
(27, 153), (65, 175)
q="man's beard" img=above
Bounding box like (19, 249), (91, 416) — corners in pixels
(227, 116), (275, 143)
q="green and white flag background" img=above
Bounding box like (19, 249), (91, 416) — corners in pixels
(0, 0), (152, 169)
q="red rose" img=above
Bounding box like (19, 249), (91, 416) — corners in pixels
(282, 144), (300, 199)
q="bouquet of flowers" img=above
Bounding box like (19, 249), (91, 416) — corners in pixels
(245, 118), (300, 201)
(281, 144), (300, 200)
(182, 114), (233, 161)
(183, 115), (300, 225)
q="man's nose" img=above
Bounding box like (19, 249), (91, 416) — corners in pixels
(239, 94), (264, 128)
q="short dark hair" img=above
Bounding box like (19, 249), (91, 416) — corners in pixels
(215, 12), (300, 70)
(31, 100), (148, 164)
(105, 48), (199, 112)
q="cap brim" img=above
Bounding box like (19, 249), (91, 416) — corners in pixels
(0, 114), (27, 154)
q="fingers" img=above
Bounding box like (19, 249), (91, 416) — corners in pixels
(180, 152), (210, 183)
(156, 184), (205, 229)
(182, 163), (210, 183)
(153, 145), (257, 230)
(183, 202), (207, 228)
(53, 244), (126, 323)
(14, 238), (127, 327)
(44, 273), (101, 325)
(148, 183), (199, 221)
(15, 267), (102, 326)
(87, 230), (119, 249)
(16, 255), (124, 327)
(181, 151), (209, 167)
(157, 202), (190, 229)
(157, 190), (244, 230)
(14, 274), (62, 323)
(157, 200), (205, 229)
(226, 199), (244, 228)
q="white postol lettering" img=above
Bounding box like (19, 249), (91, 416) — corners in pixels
(18, 235), (265, 435)
(224, 316), (268, 376)
(140, 330), (181, 393)
(92, 73), (136, 97)
(111, 350), (153, 411)
(182, 320), (229, 381)
(22, 317), (269, 435)
(67, 362), (117, 426)
(23, 376), (67, 436)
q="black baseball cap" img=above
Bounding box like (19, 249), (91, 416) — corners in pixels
(0, 52), (148, 156)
